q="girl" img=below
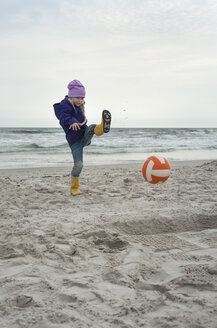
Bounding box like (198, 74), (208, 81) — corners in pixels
(53, 80), (111, 195)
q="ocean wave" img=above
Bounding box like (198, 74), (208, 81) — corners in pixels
(0, 142), (68, 153)
(1, 143), (217, 155)
(24, 143), (67, 149)
(86, 145), (217, 155)
(0, 128), (62, 135)
(0, 128), (217, 157)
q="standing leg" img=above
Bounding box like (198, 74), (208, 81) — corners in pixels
(70, 139), (83, 195)
(70, 125), (95, 196)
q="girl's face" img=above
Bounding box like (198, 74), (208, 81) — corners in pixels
(72, 97), (84, 107)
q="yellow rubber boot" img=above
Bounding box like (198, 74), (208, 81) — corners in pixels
(94, 110), (111, 136)
(71, 177), (82, 196)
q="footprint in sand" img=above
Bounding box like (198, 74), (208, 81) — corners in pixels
(58, 294), (77, 303)
(94, 237), (128, 252)
(75, 230), (128, 252)
(0, 246), (23, 260)
(16, 295), (33, 307)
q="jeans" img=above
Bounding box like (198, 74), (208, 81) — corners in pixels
(70, 124), (96, 177)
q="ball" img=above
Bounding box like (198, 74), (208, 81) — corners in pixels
(142, 155), (171, 184)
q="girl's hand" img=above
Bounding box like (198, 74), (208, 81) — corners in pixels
(69, 123), (80, 131)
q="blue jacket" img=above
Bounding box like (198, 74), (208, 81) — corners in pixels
(53, 97), (87, 147)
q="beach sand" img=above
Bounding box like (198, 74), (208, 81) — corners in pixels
(0, 160), (217, 328)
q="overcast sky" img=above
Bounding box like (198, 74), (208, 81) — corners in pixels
(1, 0), (217, 127)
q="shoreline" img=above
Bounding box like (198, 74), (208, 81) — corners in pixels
(0, 159), (213, 176)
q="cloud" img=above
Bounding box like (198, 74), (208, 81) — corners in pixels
(0, 0), (60, 31)
(1, 0), (217, 36)
(0, 0), (217, 127)
(58, 0), (217, 38)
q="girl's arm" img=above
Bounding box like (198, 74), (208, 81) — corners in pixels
(53, 103), (78, 129)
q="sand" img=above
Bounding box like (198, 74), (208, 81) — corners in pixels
(0, 160), (217, 328)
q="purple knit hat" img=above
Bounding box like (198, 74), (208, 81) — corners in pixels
(67, 80), (86, 98)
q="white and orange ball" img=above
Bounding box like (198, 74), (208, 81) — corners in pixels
(142, 156), (171, 184)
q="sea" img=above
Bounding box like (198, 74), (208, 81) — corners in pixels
(0, 127), (217, 169)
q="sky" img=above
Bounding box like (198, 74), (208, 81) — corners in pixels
(0, 0), (217, 128)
